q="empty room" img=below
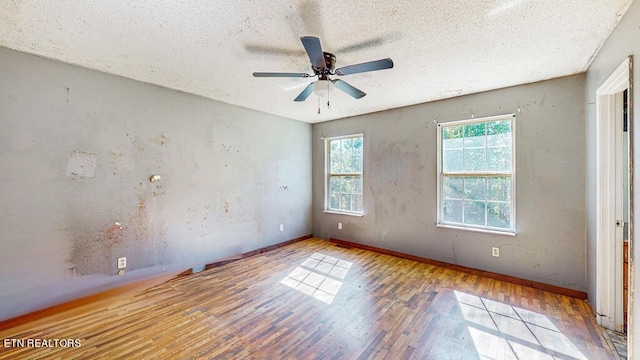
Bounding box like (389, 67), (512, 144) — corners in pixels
(1, 1), (639, 359)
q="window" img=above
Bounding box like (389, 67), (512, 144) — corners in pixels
(437, 115), (515, 234)
(325, 134), (363, 215)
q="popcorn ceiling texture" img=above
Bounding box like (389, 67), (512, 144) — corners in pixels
(0, 0), (633, 122)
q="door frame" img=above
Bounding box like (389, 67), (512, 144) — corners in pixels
(596, 56), (633, 335)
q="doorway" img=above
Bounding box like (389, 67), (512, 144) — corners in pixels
(595, 56), (633, 340)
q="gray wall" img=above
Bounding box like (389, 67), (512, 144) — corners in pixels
(0, 47), (312, 320)
(586, 0), (639, 355)
(313, 74), (587, 291)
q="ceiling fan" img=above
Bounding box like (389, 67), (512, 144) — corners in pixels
(253, 36), (393, 102)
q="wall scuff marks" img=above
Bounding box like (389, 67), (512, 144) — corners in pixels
(66, 150), (97, 178)
(68, 221), (126, 276)
(0, 46), (312, 321)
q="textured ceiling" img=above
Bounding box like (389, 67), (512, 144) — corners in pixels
(0, 0), (634, 123)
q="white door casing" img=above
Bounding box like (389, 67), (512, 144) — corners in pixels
(595, 56), (631, 332)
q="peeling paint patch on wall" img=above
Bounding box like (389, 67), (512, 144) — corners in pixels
(66, 150), (97, 178)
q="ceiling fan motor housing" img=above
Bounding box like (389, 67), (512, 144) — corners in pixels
(323, 52), (336, 73)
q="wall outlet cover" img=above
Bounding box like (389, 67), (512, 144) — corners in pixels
(492, 247), (500, 257)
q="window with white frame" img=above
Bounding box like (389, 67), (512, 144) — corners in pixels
(325, 134), (363, 215)
(437, 115), (515, 233)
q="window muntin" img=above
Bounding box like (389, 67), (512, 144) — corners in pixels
(438, 115), (515, 233)
(326, 134), (363, 214)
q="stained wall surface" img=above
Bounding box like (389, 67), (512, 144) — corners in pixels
(0, 47), (312, 320)
(312, 74), (587, 291)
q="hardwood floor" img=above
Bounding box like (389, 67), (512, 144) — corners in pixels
(0, 238), (616, 359)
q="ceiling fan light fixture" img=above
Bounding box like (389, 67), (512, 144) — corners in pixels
(313, 79), (332, 97)
(253, 36), (392, 102)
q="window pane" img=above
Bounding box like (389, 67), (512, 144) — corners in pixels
(331, 156), (341, 173)
(464, 177), (486, 200)
(342, 138), (353, 154)
(341, 176), (351, 193)
(352, 155), (363, 174)
(487, 202), (510, 228)
(340, 194), (351, 211)
(330, 176), (341, 193)
(487, 146), (511, 172)
(443, 149), (463, 172)
(353, 194), (363, 212)
(443, 137), (462, 150)
(443, 125), (463, 149)
(353, 176), (362, 194)
(487, 120), (511, 135)
(464, 123), (486, 148)
(330, 140), (340, 154)
(443, 177), (463, 199)
(464, 149), (486, 172)
(330, 193), (339, 209)
(487, 177), (510, 202)
(464, 201), (486, 226)
(443, 199), (463, 223)
(487, 133), (511, 147)
(353, 137), (363, 154)
(341, 154), (354, 173)
(350, 196), (358, 212)
(443, 125), (463, 141)
(351, 155), (357, 173)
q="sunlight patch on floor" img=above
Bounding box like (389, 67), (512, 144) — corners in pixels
(280, 252), (353, 304)
(455, 290), (587, 360)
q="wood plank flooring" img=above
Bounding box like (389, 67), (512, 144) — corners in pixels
(0, 238), (616, 359)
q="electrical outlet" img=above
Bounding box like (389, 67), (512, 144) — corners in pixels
(492, 247), (500, 257)
(338, 222), (342, 230)
(279, 224), (284, 232)
(117, 257), (127, 269)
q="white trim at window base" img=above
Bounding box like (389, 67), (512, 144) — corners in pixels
(323, 210), (364, 217)
(436, 113), (516, 234)
(436, 223), (516, 236)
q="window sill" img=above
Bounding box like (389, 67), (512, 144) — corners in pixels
(323, 210), (364, 217)
(437, 223), (516, 237)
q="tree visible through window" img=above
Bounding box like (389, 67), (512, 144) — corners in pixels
(326, 134), (363, 214)
(437, 115), (515, 233)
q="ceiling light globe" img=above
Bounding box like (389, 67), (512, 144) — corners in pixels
(313, 80), (331, 97)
